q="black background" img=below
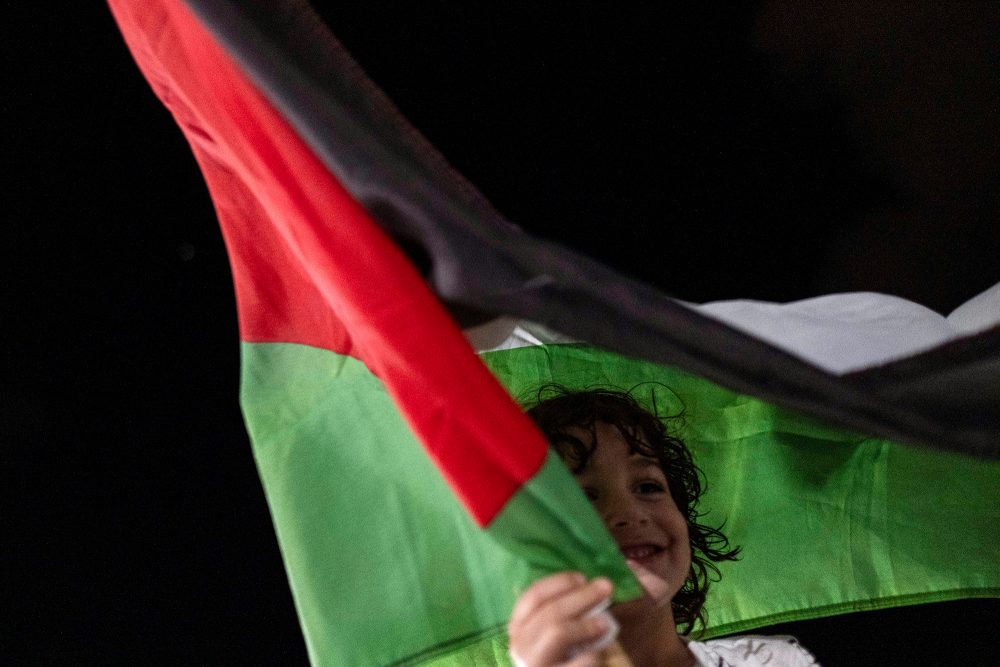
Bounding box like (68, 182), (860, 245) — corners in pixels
(4, 2), (998, 663)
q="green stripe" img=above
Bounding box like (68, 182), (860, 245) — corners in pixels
(240, 339), (999, 664)
(240, 342), (637, 666)
(479, 343), (1000, 637)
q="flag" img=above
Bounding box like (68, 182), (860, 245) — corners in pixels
(108, 1), (1000, 664)
(480, 336), (1000, 638)
(108, 2), (637, 663)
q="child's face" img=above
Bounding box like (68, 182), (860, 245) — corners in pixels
(569, 421), (692, 608)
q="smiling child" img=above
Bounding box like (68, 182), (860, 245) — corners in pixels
(507, 388), (817, 667)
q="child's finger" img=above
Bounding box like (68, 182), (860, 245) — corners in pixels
(509, 572), (587, 627)
(530, 612), (612, 666)
(540, 578), (613, 624)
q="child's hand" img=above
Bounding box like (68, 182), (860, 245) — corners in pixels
(507, 572), (616, 666)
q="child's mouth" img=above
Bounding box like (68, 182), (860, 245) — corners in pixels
(621, 544), (664, 563)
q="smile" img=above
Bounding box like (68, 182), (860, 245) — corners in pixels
(620, 544), (665, 562)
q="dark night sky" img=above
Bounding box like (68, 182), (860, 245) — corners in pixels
(4, 2), (998, 663)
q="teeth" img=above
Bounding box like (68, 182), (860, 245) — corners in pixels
(624, 546), (657, 559)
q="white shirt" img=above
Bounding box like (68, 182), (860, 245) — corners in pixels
(686, 635), (818, 667)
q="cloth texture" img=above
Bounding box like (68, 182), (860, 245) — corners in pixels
(687, 635), (817, 667)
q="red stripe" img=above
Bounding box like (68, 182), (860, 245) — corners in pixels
(107, 0), (548, 525)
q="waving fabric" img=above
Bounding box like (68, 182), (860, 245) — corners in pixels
(108, 1), (1000, 664)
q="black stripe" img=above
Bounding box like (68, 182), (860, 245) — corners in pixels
(182, 0), (1000, 458)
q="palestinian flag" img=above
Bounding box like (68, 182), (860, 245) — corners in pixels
(108, 1), (1000, 664)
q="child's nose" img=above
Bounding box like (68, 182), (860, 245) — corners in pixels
(601, 494), (646, 529)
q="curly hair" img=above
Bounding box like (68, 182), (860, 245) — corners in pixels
(523, 385), (740, 635)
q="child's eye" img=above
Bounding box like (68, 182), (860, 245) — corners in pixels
(635, 481), (665, 495)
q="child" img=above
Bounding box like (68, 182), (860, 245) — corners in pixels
(507, 388), (816, 667)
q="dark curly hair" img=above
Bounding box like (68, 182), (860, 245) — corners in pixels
(523, 385), (740, 635)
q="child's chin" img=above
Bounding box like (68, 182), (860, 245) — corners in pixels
(611, 586), (671, 623)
